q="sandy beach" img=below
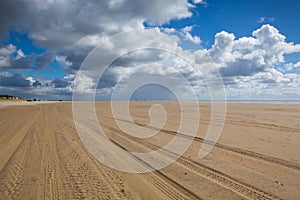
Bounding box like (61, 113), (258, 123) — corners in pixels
(0, 102), (299, 199)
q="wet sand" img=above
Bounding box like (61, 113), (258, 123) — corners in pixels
(0, 102), (299, 199)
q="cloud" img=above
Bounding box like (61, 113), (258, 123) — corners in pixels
(182, 25), (193, 33)
(193, 0), (208, 7)
(209, 25), (300, 77)
(0, 72), (41, 87)
(224, 69), (300, 99)
(0, 0), (193, 46)
(0, 44), (34, 69)
(11, 54), (35, 69)
(180, 25), (201, 44)
(75, 24), (300, 100)
(162, 28), (176, 33)
(257, 17), (275, 23)
(0, 1), (299, 100)
(0, 0), (195, 73)
(257, 17), (265, 23)
(0, 1), (195, 99)
(55, 55), (72, 67)
(73, 73), (96, 94)
(186, 33), (201, 44)
(209, 31), (235, 63)
(0, 1), (29, 39)
(294, 61), (300, 68)
(35, 51), (55, 69)
(193, 0), (203, 3)
(0, 44), (16, 67)
(26, 76), (42, 87)
(51, 78), (70, 88)
(16, 49), (25, 59)
(90, 24), (300, 100)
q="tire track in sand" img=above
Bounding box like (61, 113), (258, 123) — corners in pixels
(53, 105), (131, 199)
(70, 110), (199, 200)
(117, 118), (300, 171)
(105, 124), (283, 200)
(38, 106), (61, 200)
(0, 106), (41, 172)
(56, 130), (129, 199)
(109, 139), (201, 200)
(0, 107), (41, 199)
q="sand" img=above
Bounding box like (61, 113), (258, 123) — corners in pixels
(0, 102), (299, 199)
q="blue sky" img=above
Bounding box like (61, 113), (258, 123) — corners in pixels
(0, 0), (299, 100)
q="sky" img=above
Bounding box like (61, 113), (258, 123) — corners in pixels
(0, 0), (299, 100)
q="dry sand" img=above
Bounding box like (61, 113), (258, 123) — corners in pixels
(0, 102), (299, 199)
